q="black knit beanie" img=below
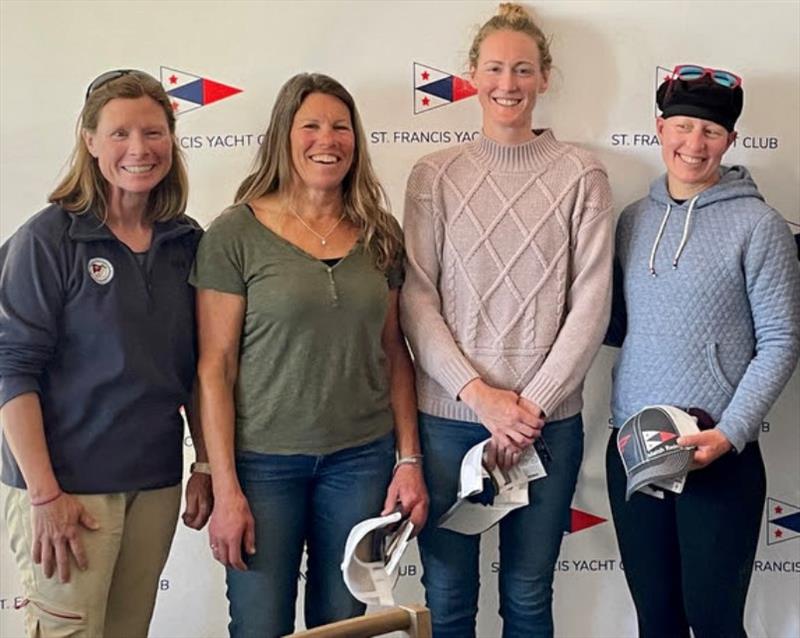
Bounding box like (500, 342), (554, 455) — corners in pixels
(656, 76), (743, 132)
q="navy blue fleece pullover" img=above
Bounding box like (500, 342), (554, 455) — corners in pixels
(0, 205), (201, 492)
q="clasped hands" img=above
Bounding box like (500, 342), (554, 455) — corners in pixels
(460, 379), (545, 470)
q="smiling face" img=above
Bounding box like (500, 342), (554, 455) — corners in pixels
(471, 29), (549, 144)
(656, 115), (736, 199)
(83, 96), (172, 204)
(289, 92), (355, 196)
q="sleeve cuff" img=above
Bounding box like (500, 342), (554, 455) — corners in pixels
(438, 357), (481, 400)
(0, 375), (41, 410)
(715, 419), (751, 454)
(521, 372), (568, 418)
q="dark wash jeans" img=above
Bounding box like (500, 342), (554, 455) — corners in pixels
(418, 412), (584, 638)
(606, 431), (766, 638)
(225, 433), (395, 638)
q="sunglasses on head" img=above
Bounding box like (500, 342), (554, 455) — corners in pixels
(84, 69), (156, 100)
(668, 64), (742, 89)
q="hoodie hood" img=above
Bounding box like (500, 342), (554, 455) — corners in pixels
(645, 165), (765, 276)
(649, 164), (764, 209)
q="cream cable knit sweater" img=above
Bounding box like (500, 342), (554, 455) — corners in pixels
(400, 130), (614, 423)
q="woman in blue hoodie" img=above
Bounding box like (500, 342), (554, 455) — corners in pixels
(606, 67), (800, 638)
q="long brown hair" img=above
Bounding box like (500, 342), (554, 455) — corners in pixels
(235, 73), (402, 271)
(49, 70), (188, 222)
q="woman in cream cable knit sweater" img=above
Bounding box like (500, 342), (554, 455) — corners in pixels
(399, 4), (613, 637)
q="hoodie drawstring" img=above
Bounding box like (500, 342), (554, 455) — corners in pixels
(648, 195), (699, 276)
(672, 195), (698, 268)
(649, 204), (672, 277)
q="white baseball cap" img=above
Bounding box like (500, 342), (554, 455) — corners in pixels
(341, 511), (414, 607)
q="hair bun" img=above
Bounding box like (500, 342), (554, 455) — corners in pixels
(468, 2), (552, 73)
(497, 2), (529, 21)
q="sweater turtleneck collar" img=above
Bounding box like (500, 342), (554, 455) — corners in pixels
(469, 129), (563, 173)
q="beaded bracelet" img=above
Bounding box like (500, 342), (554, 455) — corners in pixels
(393, 454), (424, 474)
(31, 491), (63, 507)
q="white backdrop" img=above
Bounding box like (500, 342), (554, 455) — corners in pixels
(1, 2), (798, 637)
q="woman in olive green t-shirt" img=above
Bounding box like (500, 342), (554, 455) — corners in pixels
(191, 73), (428, 637)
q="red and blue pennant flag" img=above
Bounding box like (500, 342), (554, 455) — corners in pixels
(767, 497), (800, 545)
(414, 62), (477, 114)
(160, 66), (241, 115)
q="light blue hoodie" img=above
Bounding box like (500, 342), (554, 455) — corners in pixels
(610, 165), (800, 452)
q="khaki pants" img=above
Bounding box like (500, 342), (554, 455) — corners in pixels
(3, 484), (181, 638)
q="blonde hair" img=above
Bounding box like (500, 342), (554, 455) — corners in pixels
(469, 3), (552, 74)
(49, 71), (188, 223)
(235, 73), (402, 272)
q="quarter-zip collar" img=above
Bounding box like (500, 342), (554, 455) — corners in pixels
(67, 210), (199, 245)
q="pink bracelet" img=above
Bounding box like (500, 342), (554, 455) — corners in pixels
(30, 491), (63, 507)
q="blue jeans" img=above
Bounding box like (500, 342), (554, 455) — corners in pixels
(418, 412), (583, 638)
(225, 433), (395, 638)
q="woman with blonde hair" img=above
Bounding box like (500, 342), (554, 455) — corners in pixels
(192, 72), (427, 637)
(401, 4), (613, 636)
(0, 69), (211, 638)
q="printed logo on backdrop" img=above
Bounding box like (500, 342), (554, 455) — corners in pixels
(155, 66), (257, 151)
(413, 62), (477, 114)
(160, 66), (241, 115)
(765, 498), (800, 545)
(0, 595), (25, 611)
(609, 65), (779, 151)
(753, 497), (800, 575)
(494, 507), (615, 576)
(564, 507), (607, 536)
(369, 62), (479, 146)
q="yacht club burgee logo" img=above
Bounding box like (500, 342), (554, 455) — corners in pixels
(565, 507), (606, 535)
(160, 66), (242, 115)
(766, 497), (800, 545)
(413, 62), (477, 114)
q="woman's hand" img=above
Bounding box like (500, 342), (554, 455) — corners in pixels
(207, 491), (256, 570)
(483, 436), (523, 471)
(460, 380), (543, 452)
(678, 429), (733, 469)
(182, 473), (213, 530)
(382, 465), (429, 533)
(31, 493), (99, 583)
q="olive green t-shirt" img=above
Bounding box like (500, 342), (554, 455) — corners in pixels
(190, 204), (401, 454)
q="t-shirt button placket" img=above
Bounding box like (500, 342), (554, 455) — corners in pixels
(326, 267), (339, 307)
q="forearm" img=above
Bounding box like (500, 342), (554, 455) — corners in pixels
(522, 207), (614, 414)
(386, 341), (421, 457)
(718, 213), (800, 451)
(197, 363), (241, 499)
(717, 333), (800, 452)
(185, 378), (208, 463)
(0, 392), (60, 501)
(400, 275), (479, 399)
(401, 187), (479, 398)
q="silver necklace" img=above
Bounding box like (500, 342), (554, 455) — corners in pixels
(289, 208), (346, 246)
